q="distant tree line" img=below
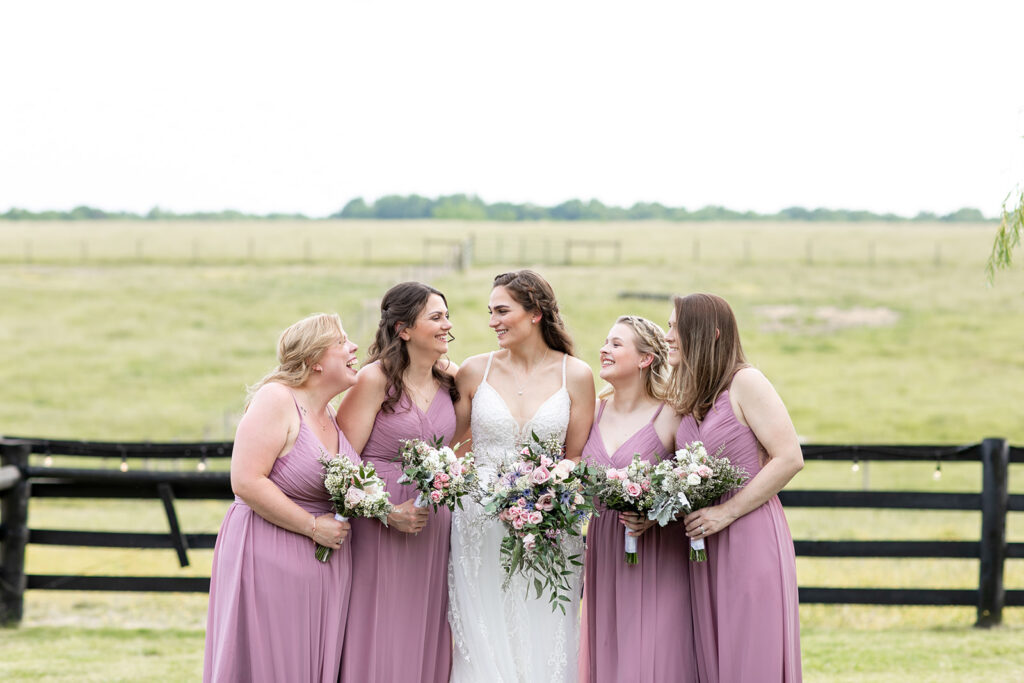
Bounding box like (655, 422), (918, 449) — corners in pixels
(0, 196), (992, 223)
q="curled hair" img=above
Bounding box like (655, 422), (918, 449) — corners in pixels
(597, 315), (671, 402)
(668, 293), (748, 421)
(246, 313), (344, 406)
(492, 270), (574, 356)
(368, 281), (458, 414)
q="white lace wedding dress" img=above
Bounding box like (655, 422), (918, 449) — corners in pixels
(449, 352), (583, 683)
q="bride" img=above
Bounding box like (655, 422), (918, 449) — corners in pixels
(449, 270), (595, 683)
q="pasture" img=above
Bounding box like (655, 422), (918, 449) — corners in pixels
(1, 219), (1023, 681)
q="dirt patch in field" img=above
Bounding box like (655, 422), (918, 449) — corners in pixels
(755, 305), (900, 334)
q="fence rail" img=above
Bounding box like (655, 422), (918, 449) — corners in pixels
(2, 436), (1022, 627)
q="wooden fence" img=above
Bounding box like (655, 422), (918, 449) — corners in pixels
(1, 437), (1021, 627)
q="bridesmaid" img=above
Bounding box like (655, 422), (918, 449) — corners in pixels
(668, 293), (803, 682)
(337, 282), (461, 683)
(205, 313), (359, 682)
(579, 316), (697, 683)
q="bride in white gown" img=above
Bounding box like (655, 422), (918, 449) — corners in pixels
(449, 270), (596, 683)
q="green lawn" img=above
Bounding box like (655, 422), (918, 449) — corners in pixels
(2, 219), (1023, 680)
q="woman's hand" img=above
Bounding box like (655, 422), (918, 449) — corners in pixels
(620, 511), (658, 537)
(311, 514), (350, 549)
(683, 504), (736, 540)
(387, 499), (429, 534)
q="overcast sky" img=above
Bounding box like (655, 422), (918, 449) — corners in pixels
(2, 1), (1023, 217)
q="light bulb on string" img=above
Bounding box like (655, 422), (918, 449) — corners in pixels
(197, 456), (207, 472)
(43, 454), (53, 467)
(851, 458), (860, 472)
(933, 461), (942, 480)
(120, 456), (129, 472)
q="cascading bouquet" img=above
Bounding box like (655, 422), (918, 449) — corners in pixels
(396, 436), (478, 511)
(316, 455), (392, 562)
(478, 432), (596, 613)
(648, 441), (748, 561)
(588, 454), (657, 564)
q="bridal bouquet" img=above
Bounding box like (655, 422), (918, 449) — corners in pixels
(478, 432), (596, 613)
(648, 441), (747, 561)
(588, 454), (657, 564)
(396, 436), (478, 511)
(316, 455), (392, 562)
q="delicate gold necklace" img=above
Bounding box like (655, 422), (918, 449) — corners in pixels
(510, 348), (549, 396)
(300, 405), (331, 432)
(406, 377), (438, 410)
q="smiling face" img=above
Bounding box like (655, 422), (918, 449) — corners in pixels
(401, 293), (452, 357)
(488, 285), (536, 348)
(665, 307), (681, 367)
(320, 326), (360, 391)
(599, 322), (646, 383)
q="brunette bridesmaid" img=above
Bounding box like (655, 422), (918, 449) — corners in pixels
(337, 282), (462, 683)
(668, 293), (803, 682)
(579, 316), (697, 683)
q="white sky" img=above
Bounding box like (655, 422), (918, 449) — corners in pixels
(2, 1), (1023, 218)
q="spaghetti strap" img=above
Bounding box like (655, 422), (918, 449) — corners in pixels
(560, 353), (568, 388)
(595, 400), (608, 424)
(483, 351), (495, 382)
(288, 391), (303, 421)
(650, 402), (666, 423)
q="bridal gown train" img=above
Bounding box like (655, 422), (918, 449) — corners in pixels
(448, 352), (582, 683)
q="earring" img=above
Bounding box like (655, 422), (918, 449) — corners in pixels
(532, 317), (539, 324)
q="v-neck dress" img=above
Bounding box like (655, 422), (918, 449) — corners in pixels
(676, 390), (801, 683)
(579, 401), (697, 683)
(340, 385), (456, 683)
(204, 393), (357, 683)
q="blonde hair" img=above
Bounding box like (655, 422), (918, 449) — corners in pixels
(597, 315), (671, 402)
(667, 293), (748, 420)
(246, 313), (344, 405)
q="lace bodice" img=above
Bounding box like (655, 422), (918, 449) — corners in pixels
(470, 352), (570, 480)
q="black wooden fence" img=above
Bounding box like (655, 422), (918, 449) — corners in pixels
(1, 437), (1021, 627)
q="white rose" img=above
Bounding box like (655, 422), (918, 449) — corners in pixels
(687, 473), (701, 486)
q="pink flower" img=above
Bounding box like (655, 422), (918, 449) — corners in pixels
(430, 490), (443, 503)
(697, 465), (713, 478)
(625, 482), (642, 498)
(540, 455), (554, 468)
(499, 508), (513, 522)
(606, 468), (626, 481)
(520, 447), (530, 456)
(507, 506), (521, 519)
(545, 528), (558, 539)
(344, 488), (366, 508)
(516, 461), (535, 475)
(530, 467), (552, 485)
(513, 517), (526, 530)
(516, 497), (527, 507)
(523, 533), (536, 550)
(440, 473), (451, 483)
(641, 479), (651, 491)
(552, 459), (576, 481)
(535, 493), (555, 511)
(574, 493), (585, 505)
(528, 510), (543, 524)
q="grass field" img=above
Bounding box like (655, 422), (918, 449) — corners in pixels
(2, 220), (1023, 680)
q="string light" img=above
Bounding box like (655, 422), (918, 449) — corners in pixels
(196, 456), (207, 472)
(851, 458), (860, 472)
(43, 454), (53, 467)
(933, 461), (942, 480)
(120, 456), (129, 472)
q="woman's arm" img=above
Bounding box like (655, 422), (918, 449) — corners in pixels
(337, 363), (387, 454)
(684, 367), (803, 539)
(562, 356), (596, 462)
(451, 354), (485, 451)
(232, 384), (348, 548)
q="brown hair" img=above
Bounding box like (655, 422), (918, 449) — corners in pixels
(492, 270), (574, 356)
(598, 315), (671, 402)
(368, 282), (458, 413)
(668, 293), (748, 421)
(246, 313), (344, 406)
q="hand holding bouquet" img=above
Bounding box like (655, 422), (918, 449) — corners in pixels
(396, 436), (478, 511)
(588, 454), (657, 564)
(316, 455), (392, 562)
(478, 432), (596, 613)
(648, 441), (747, 561)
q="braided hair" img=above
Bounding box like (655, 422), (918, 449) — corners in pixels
(492, 270), (574, 356)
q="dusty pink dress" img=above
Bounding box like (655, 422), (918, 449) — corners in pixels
(339, 387), (455, 683)
(676, 390), (801, 682)
(204, 398), (356, 683)
(580, 401), (697, 683)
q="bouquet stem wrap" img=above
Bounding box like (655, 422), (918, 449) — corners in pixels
(413, 492), (429, 508)
(689, 536), (706, 562)
(623, 528), (639, 564)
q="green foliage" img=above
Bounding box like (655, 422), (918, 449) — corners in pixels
(986, 188), (1024, 282)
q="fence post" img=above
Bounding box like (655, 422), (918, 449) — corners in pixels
(0, 441), (30, 626)
(976, 437), (1009, 627)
